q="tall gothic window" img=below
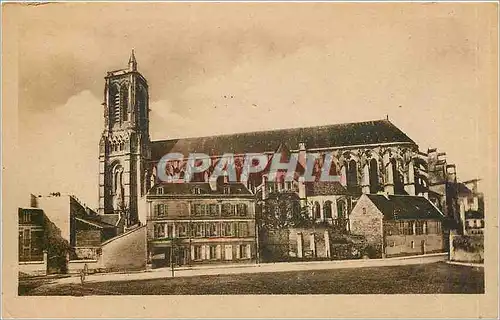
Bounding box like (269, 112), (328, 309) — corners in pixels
(347, 160), (358, 190)
(369, 158), (379, 193)
(391, 158), (405, 194)
(109, 83), (120, 125)
(323, 200), (332, 219)
(121, 83), (129, 121)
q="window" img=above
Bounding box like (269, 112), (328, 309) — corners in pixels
(224, 245), (233, 260)
(154, 224), (165, 238)
(399, 221), (413, 235)
(166, 224), (173, 238)
(240, 244), (251, 259)
(209, 204), (219, 216)
(157, 187), (164, 195)
(222, 223), (233, 237)
(390, 241), (395, 247)
(223, 186), (231, 194)
(238, 222), (248, 237)
(156, 204), (166, 217)
(193, 204), (201, 216)
(362, 207), (366, 215)
(313, 202), (321, 219)
(200, 204), (207, 216)
(193, 187), (202, 195)
(209, 246), (217, 260)
(237, 203), (248, 216)
(222, 203), (236, 217)
(193, 246), (203, 260)
(410, 241), (415, 249)
(195, 223), (205, 237)
(415, 221), (424, 235)
(347, 160), (358, 189)
(324, 201), (332, 219)
(23, 229), (30, 246)
(206, 223), (218, 237)
(369, 158), (380, 193)
(177, 224), (188, 237)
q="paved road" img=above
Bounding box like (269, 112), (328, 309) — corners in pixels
(48, 253), (447, 286)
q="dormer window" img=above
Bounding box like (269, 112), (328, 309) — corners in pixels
(223, 186), (231, 195)
(193, 187), (202, 195)
(157, 187), (164, 195)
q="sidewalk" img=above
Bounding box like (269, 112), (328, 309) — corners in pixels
(446, 260), (484, 268)
(48, 253), (447, 286)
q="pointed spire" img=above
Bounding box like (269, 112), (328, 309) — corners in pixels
(128, 49), (137, 71)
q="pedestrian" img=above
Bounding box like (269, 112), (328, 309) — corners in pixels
(80, 269), (85, 285)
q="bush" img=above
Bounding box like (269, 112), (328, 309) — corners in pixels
(453, 235), (484, 253)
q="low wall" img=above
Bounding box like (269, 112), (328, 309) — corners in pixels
(67, 259), (102, 274)
(449, 234), (484, 263)
(19, 252), (47, 277)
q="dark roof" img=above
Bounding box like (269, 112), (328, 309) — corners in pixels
(365, 194), (444, 220)
(76, 217), (117, 229)
(465, 210), (484, 220)
(150, 119), (415, 160)
(306, 181), (349, 196)
(98, 214), (121, 226)
(148, 182), (253, 197)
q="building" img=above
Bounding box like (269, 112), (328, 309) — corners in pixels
(18, 207), (69, 275)
(146, 182), (257, 267)
(349, 194), (445, 258)
(458, 179), (485, 235)
(92, 52), (470, 267)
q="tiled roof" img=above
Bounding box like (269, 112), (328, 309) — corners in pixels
(98, 214), (121, 226)
(148, 182), (253, 196)
(366, 194), (444, 220)
(306, 181), (349, 196)
(150, 119), (415, 160)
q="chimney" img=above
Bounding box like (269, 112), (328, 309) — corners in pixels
(261, 175), (268, 200)
(298, 176), (306, 199)
(298, 142), (307, 169)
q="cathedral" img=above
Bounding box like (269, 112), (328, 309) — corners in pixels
(97, 52), (458, 267)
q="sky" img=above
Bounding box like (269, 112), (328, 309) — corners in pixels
(12, 2), (498, 210)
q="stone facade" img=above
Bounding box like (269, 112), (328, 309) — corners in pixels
(349, 195), (384, 251)
(98, 50), (151, 229)
(350, 194), (445, 258)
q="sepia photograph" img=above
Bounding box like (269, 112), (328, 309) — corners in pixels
(2, 1), (498, 319)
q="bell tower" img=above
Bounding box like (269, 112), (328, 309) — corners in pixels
(98, 50), (151, 228)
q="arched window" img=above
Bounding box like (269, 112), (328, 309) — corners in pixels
(313, 201), (321, 219)
(323, 200), (332, 219)
(347, 160), (358, 189)
(369, 158), (379, 193)
(391, 158), (404, 194)
(337, 200), (345, 219)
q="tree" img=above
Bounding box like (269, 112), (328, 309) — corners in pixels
(261, 192), (314, 230)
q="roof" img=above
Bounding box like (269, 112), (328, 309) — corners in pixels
(148, 182), (253, 197)
(465, 210), (484, 220)
(150, 119), (415, 160)
(365, 194), (444, 220)
(306, 181), (349, 196)
(98, 214), (121, 226)
(75, 217), (117, 229)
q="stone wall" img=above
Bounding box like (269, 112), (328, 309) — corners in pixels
(349, 195), (383, 249)
(449, 234), (484, 263)
(100, 225), (147, 271)
(19, 252), (47, 276)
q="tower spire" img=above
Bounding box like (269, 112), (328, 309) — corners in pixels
(128, 49), (137, 71)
